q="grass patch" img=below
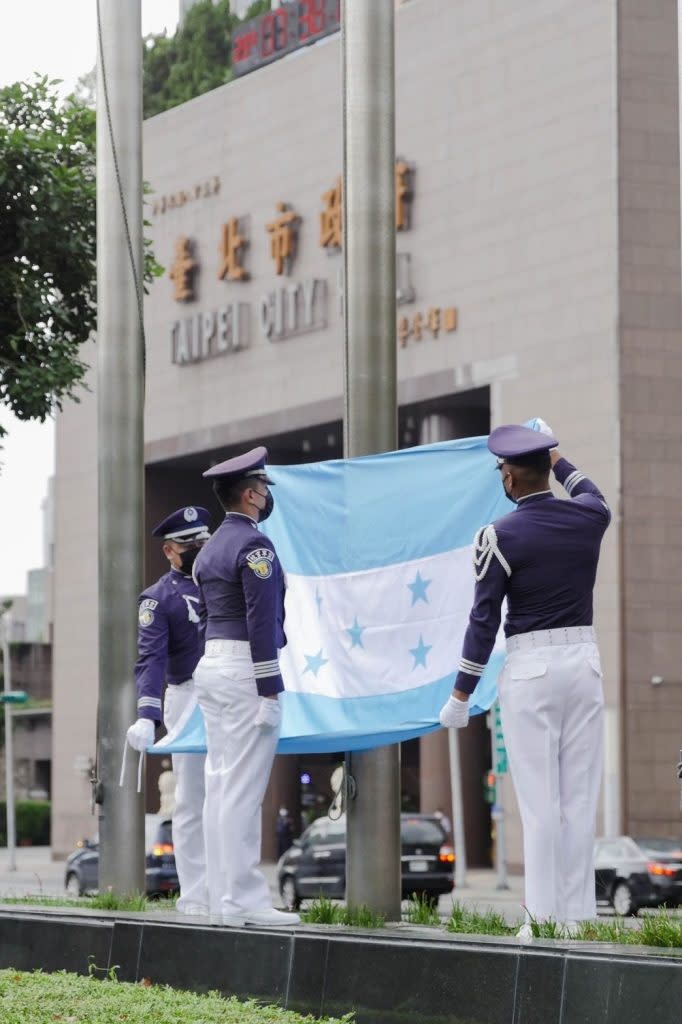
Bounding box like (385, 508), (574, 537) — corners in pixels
(1, 892), (178, 913)
(446, 901), (514, 937)
(403, 893), (441, 926)
(528, 918), (564, 940)
(302, 897), (385, 929)
(0, 968), (353, 1023)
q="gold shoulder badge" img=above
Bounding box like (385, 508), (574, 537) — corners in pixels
(246, 547), (275, 580)
(139, 598), (158, 627)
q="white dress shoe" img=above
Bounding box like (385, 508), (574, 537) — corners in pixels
(516, 923), (534, 941)
(243, 908), (301, 928)
(177, 902), (209, 916)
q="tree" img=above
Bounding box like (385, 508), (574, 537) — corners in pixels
(143, 0), (270, 118)
(0, 77), (162, 441)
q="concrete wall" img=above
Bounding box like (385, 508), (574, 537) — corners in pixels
(616, 0), (682, 837)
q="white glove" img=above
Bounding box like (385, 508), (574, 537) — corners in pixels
(527, 417), (555, 438)
(126, 718), (155, 752)
(439, 696), (470, 730)
(254, 697), (281, 731)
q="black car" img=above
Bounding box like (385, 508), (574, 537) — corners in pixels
(64, 815), (179, 898)
(594, 836), (682, 916)
(277, 813), (455, 910)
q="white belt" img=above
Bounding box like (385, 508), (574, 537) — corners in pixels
(506, 625), (596, 653)
(204, 638), (251, 656)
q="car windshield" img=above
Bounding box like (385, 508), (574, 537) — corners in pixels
(636, 837), (682, 856)
(400, 818), (445, 845)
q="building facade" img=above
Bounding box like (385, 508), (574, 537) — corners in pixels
(52, 0), (682, 863)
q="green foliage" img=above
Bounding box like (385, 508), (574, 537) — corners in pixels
(0, 801), (50, 846)
(0, 77), (162, 441)
(143, 0), (271, 118)
(0, 969), (354, 1023)
(302, 896), (386, 929)
(89, 889), (149, 912)
(403, 892), (441, 926)
(445, 901), (514, 937)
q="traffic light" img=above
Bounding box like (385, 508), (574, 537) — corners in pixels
(483, 770), (496, 805)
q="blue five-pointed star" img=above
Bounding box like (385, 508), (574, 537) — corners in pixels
(407, 570), (431, 605)
(303, 649), (328, 676)
(346, 617), (365, 648)
(410, 635), (432, 669)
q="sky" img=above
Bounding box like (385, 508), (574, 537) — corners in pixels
(0, 0), (180, 595)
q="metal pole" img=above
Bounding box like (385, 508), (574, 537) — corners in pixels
(95, 0), (145, 892)
(447, 729), (467, 889)
(342, 0), (400, 919)
(2, 616), (16, 871)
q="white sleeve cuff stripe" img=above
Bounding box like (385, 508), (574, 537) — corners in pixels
(138, 697), (162, 708)
(460, 657), (485, 671)
(253, 660), (279, 671)
(458, 662), (483, 677)
(254, 667), (280, 678)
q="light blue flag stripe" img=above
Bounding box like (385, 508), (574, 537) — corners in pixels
(263, 436), (508, 575)
(150, 653), (505, 756)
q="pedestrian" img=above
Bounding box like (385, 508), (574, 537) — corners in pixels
(434, 808), (452, 841)
(439, 421), (610, 938)
(193, 446), (300, 927)
(125, 506), (211, 915)
(276, 807), (294, 859)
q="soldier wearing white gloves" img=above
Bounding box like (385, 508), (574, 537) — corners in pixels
(127, 506), (211, 915)
(440, 419), (610, 938)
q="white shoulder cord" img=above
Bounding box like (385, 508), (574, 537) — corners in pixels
(473, 524), (512, 582)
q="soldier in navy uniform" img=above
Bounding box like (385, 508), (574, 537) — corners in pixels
(125, 506), (210, 915)
(192, 446), (300, 927)
(439, 420), (610, 937)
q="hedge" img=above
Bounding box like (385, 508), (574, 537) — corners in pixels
(0, 801), (50, 846)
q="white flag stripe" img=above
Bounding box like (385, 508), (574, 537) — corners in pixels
(280, 545), (476, 700)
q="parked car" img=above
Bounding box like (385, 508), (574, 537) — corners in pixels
(594, 836), (682, 916)
(64, 815), (179, 898)
(277, 813), (455, 910)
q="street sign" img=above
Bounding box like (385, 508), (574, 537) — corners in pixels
(0, 690), (28, 705)
(493, 703), (507, 775)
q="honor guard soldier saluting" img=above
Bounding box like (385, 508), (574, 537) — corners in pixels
(439, 420), (610, 938)
(126, 506), (210, 915)
(192, 446), (300, 927)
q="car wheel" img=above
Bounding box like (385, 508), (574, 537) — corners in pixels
(280, 875), (301, 911)
(65, 873), (82, 898)
(612, 880), (637, 917)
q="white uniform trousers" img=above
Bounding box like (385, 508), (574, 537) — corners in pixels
(498, 628), (604, 924)
(163, 680), (208, 911)
(194, 639), (281, 917)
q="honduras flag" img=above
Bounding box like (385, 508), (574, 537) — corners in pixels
(151, 436), (510, 757)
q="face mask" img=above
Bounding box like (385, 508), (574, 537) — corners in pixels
(502, 473), (517, 506)
(179, 548), (199, 575)
(252, 488), (274, 522)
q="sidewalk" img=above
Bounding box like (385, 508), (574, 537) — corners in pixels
(0, 847), (525, 921)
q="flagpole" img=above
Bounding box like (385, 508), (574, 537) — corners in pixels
(95, 0), (145, 893)
(342, 0), (401, 919)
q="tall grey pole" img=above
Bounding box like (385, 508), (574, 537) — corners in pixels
(448, 729), (467, 889)
(342, 0), (401, 919)
(96, 0), (145, 892)
(2, 615), (16, 871)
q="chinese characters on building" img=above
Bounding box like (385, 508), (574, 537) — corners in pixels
(161, 158), (457, 365)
